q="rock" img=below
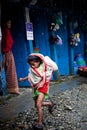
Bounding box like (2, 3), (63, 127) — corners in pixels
(64, 104), (72, 110)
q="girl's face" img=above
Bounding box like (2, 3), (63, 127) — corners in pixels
(29, 61), (40, 68)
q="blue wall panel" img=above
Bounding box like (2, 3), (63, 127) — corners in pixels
(50, 14), (69, 75)
(10, 7), (30, 86)
(31, 10), (51, 57)
(2, 5), (86, 86)
(31, 10), (69, 75)
(74, 33), (85, 57)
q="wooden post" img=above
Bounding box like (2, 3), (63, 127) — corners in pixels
(25, 7), (33, 54)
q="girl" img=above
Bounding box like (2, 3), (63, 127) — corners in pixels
(19, 53), (59, 129)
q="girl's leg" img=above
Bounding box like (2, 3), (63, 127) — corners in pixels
(36, 92), (44, 125)
(42, 101), (55, 114)
(34, 97), (37, 108)
(42, 101), (53, 107)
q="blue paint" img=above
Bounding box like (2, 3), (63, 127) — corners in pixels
(28, 40), (33, 54)
(73, 61), (78, 74)
(0, 54), (7, 95)
(70, 47), (74, 74)
(2, 5), (86, 86)
(0, 69), (7, 95)
(52, 44), (59, 80)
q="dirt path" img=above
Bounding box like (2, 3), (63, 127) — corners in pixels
(0, 75), (87, 129)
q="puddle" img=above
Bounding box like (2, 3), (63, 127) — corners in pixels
(50, 76), (87, 96)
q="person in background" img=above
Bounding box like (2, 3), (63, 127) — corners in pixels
(1, 19), (20, 95)
(19, 53), (59, 129)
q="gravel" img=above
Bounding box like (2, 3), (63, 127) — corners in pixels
(0, 76), (87, 130)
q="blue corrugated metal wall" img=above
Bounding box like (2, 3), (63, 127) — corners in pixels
(2, 6), (30, 86)
(31, 10), (70, 75)
(2, 5), (85, 86)
(51, 22), (69, 75)
(31, 10), (51, 57)
(74, 33), (85, 57)
(12, 7), (30, 86)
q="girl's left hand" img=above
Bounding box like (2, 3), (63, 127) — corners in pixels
(19, 78), (24, 82)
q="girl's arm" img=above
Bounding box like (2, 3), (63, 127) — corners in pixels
(19, 76), (28, 82)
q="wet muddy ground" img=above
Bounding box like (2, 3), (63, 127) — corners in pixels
(0, 75), (87, 130)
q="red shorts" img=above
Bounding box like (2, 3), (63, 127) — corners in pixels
(38, 82), (49, 94)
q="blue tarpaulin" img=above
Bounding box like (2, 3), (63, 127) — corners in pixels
(0, 53), (7, 95)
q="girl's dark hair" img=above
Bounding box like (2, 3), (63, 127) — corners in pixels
(27, 55), (42, 64)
